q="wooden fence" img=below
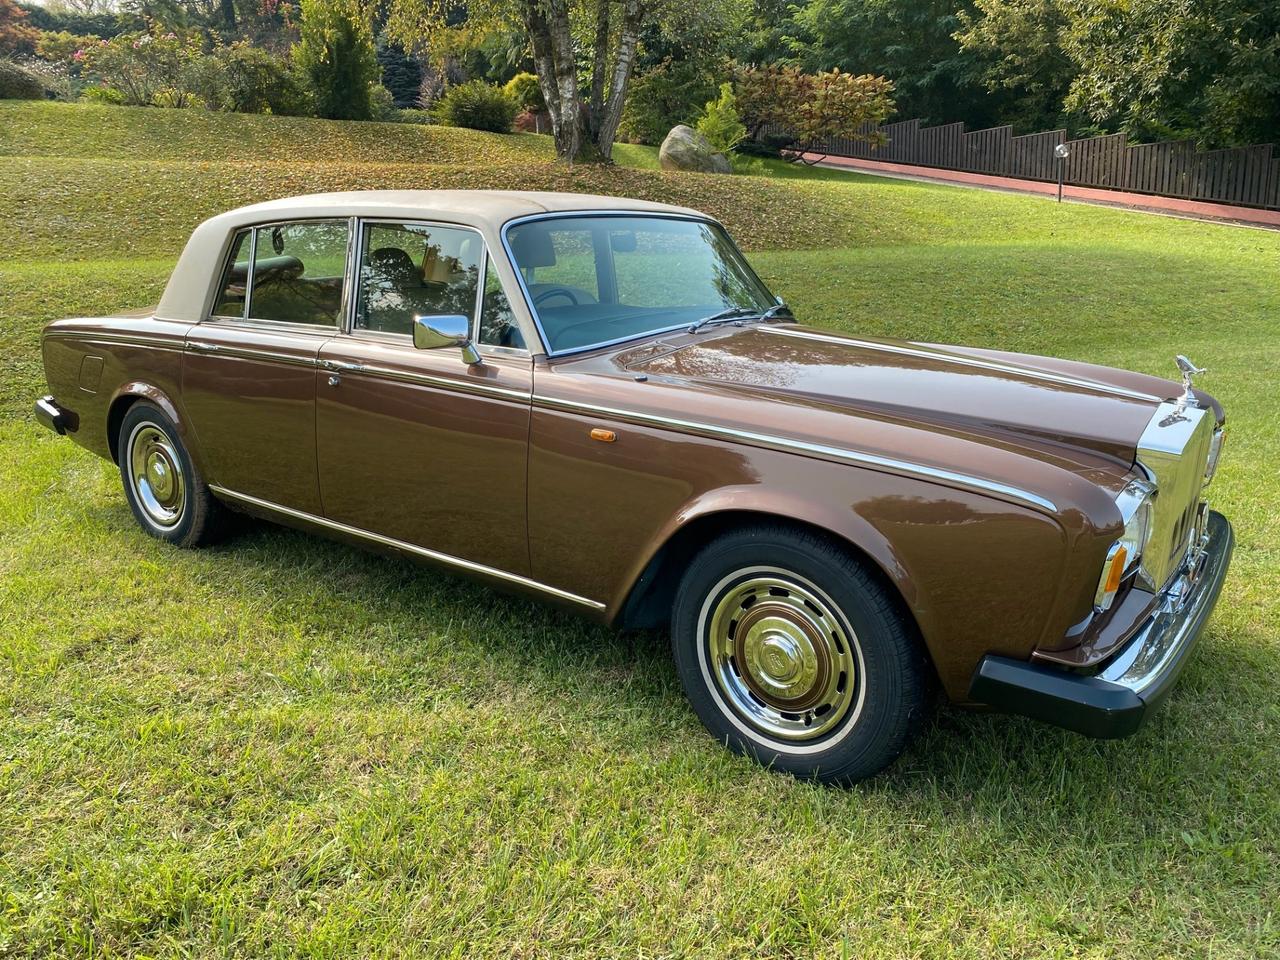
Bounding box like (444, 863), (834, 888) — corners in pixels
(806, 118), (1280, 211)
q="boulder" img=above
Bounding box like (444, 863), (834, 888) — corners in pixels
(658, 125), (731, 174)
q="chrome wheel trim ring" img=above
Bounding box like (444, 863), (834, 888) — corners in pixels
(696, 566), (866, 749)
(126, 422), (186, 529)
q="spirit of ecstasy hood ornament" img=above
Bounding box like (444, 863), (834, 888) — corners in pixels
(1175, 354), (1206, 409)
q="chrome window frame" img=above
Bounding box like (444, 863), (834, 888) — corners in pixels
(201, 216), (355, 337)
(499, 210), (778, 358)
(344, 217), (531, 358)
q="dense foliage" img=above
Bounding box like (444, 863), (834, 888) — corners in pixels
(0, 56), (42, 97)
(736, 65), (895, 159)
(695, 82), (747, 154)
(618, 59), (722, 145)
(292, 0), (378, 120)
(434, 78), (516, 132)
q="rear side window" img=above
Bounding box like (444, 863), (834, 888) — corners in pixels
(249, 221), (350, 327)
(354, 221), (482, 336)
(211, 229), (251, 318)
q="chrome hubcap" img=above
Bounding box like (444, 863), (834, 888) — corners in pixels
(128, 424), (185, 528)
(704, 569), (862, 742)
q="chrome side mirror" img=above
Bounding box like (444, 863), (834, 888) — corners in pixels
(413, 314), (481, 365)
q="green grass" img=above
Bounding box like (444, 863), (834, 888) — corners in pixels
(2, 101), (1279, 958)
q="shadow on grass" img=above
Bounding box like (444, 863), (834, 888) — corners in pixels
(182, 507), (1271, 841)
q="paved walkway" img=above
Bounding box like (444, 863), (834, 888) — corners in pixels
(798, 153), (1280, 230)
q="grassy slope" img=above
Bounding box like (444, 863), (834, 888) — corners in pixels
(1, 101), (1278, 958)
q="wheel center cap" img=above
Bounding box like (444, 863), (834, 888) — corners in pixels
(739, 614), (824, 705)
(148, 455), (171, 498)
(759, 634), (802, 682)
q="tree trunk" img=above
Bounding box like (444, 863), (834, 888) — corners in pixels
(591, 0), (644, 161)
(519, 0), (580, 161)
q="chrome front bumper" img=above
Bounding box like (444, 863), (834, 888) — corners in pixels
(969, 510), (1234, 738)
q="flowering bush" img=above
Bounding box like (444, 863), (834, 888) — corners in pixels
(78, 30), (208, 108)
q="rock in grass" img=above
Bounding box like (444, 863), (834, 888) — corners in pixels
(659, 125), (731, 174)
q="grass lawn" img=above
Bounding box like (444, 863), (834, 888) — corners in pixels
(2, 101), (1278, 958)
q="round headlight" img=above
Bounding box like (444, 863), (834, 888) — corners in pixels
(1117, 491), (1153, 574)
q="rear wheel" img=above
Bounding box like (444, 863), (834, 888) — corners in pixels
(118, 401), (226, 548)
(672, 525), (931, 784)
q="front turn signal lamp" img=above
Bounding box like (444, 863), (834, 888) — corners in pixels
(1095, 479), (1156, 612)
(1094, 543), (1129, 612)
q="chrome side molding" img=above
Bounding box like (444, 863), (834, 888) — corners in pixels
(534, 395), (1059, 513)
(206, 485), (606, 610)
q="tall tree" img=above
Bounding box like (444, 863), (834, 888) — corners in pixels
(0, 0), (38, 53)
(385, 0), (741, 161)
(790, 0), (992, 127)
(293, 0), (380, 119)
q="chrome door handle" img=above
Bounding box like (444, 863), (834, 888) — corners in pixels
(188, 341), (220, 353)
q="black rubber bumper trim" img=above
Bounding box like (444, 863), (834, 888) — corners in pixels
(969, 657), (1147, 738)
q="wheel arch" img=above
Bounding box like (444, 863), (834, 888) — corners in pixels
(614, 499), (932, 663)
(106, 383), (196, 467)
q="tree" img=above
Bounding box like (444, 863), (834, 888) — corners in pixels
(384, 0), (742, 162)
(954, 0), (1074, 131)
(0, 0), (38, 54)
(735, 65), (895, 162)
(792, 0), (990, 127)
(695, 82), (746, 154)
(293, 0), (379, 120)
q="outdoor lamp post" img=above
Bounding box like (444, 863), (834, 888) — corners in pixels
(1054, 143), (1070, 202)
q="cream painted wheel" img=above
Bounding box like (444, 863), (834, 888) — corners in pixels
(126, 423), (187, 529)
(672, 525), (932, 784)
(117, 401), (227, 548)
(703, 568), (864, 743)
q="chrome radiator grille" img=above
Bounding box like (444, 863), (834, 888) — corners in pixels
(1136, 401), (1216, 590)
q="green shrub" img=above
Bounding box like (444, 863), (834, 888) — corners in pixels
(212, 42), (309, 116)
(503, 71), (544, 113)
(292, 0), (379, 121)
(368, 81), (396, 121)
(79, 31), (208, 108)
(0, 58), (44, 99)
(618, 59), (720, 145)
(392, 107), (434, 124)
(80, 83), (124, 104)
(434, 80), (516, 133)
(696, 82), (747, 155)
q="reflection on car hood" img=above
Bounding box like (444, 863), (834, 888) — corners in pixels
(624, 324), (1179, 468)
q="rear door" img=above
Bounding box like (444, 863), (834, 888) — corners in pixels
(315, 219), (533, 575)
(182, 219), (351, 515)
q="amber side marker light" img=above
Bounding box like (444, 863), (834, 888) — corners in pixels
(590, 428), (617, 443)
(1095, 544), (1129, 611)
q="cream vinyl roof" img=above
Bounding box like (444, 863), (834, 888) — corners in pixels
(156, 190), (710, 324)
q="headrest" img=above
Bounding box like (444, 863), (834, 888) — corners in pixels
(508, 227), (557, 268)
(368, 246), (418, 282)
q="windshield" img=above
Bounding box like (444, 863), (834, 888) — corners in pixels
(505, 215), (777, 354)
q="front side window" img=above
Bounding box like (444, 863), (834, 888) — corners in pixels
(506, 215), (775, 353)
(247, 220), (349, 327)
(355, 222), (481, 336)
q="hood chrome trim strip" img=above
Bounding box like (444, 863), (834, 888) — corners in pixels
(762, 326), (1161, 403)
(535, 395), (1058, 513)
(207, 485), (606, 610)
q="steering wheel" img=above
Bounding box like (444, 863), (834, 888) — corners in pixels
(533, 286), (580, 307)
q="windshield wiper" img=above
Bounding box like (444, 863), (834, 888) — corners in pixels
(687, 307), (757, 334)
(687, 301), (795, 335)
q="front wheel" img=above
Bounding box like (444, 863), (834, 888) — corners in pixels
(672, 525), (932, 784)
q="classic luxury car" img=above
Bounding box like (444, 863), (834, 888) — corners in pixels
(36, 190), (1233, 783)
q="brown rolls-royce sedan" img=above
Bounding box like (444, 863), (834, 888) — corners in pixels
(35, 190), (1233, 783)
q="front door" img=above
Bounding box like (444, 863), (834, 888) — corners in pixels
(315, 220), (532, 576)
(182, 219), (351, 515)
